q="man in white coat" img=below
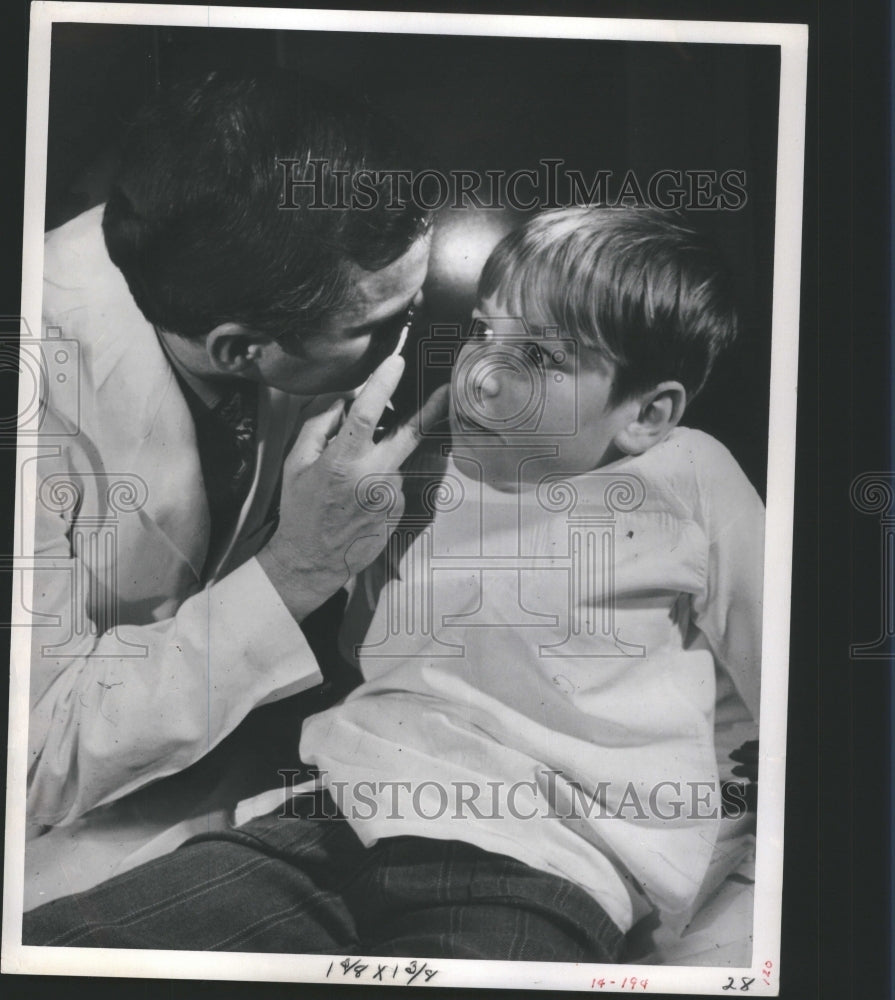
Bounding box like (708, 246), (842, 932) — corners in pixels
(23, 70), (446, 904)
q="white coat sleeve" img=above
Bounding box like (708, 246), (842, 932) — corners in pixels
(26, 420), (322, 828)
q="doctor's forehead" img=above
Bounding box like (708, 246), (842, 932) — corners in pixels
(345, 234), (431, 314)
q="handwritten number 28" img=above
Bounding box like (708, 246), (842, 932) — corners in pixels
(722, 977), (755, 991)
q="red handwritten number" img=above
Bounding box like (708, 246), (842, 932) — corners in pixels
(762, 960), (773, 986)
(591, 974), (648, 990)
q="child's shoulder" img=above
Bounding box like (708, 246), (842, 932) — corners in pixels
(650, 426), (743, 475)
(640, 427), (760, 516)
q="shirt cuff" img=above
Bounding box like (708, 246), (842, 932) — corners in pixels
(207, 556), (324, 707)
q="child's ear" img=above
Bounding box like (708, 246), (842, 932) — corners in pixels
(612, 381), (687, 456)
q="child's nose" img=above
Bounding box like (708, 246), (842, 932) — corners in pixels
(475, 367), (502, 399)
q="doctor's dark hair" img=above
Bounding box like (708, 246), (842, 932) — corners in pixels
(478, 206), (739, 404)
(102, 70), (430, 340)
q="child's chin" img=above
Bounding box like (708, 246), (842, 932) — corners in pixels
(449, 402), (490, 438)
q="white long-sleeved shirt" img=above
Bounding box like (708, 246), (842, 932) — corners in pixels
(301, 428), (764, 932)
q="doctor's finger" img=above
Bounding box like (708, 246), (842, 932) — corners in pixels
(376, 383), (450, 468)
(287, 397), (346, 474)
(336, 355), (406, 459)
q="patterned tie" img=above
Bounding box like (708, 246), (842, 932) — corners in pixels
(213, 384), (259, 500)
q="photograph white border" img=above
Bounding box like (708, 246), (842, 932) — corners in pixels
(3, 3), (808, 993)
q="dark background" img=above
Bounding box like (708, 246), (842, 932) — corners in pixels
(1, 2), (892, 1000)
(43, 22), (779, 497)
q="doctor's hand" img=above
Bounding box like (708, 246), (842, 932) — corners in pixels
(257, 354), (449, 623)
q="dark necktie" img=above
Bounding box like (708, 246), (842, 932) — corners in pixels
(213, 384), (258, 501)
(173, 375), (260, 574)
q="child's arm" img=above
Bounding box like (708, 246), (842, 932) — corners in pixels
(689, 436), (766, 723)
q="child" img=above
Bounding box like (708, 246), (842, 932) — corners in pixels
(301, 206), (764, 953)
(26, 208), (762, 962)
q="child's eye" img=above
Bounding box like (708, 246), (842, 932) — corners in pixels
(468, 318), (492, 342)
(523, 342), (545, 368)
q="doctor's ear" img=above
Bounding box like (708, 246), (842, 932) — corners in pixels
(205, 323), (271, 374)
(612, 381), (687, 456)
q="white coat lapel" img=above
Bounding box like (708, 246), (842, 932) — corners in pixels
(91, 291), (211, 595)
